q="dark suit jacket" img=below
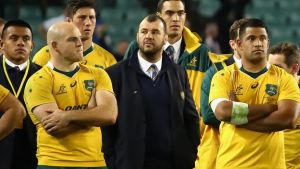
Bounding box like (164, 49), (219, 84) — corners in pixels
(0, 55), (41, 169)
(102, 52), (200, 169)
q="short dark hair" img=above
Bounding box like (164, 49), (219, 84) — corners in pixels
(143, 14), (167, 33)
(238, 18), (269, 39)
(157, 0), (185, 12)
(1, 19), (33, 39)
(229, 18), (249, 40)
(269, 42), (300, 68)
(66, 0), (96, 17)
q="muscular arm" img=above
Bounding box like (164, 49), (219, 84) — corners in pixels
(0, 94), (26, 140)
(41, 89), (117, 132)
(214, 100), (277, 123)
(240, 99), (300, 132)
(33, 103), (83, 137)
(64, 90), (118, 126)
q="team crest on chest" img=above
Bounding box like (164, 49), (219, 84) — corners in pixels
(187, 56), (197, 68)
(84, 80), (95, 91)
(265, 84), (277, 96)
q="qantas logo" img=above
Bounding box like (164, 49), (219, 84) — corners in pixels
(65, 104), (87, 111)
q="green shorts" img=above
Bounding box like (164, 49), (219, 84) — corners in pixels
(37, 166), (107, 169)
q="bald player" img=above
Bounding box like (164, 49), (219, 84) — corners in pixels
(24, 22), (118, 169)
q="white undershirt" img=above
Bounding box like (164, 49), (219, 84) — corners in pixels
(5, 56), (28, 71)
(137, 50), (162, 78)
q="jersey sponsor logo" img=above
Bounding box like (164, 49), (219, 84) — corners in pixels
(65, 104), (87, 111)
(84, 80), (95, 91)
(56, 84), (67, 95)
(251, 82), (259, 89)
(265, 84), (277, 96)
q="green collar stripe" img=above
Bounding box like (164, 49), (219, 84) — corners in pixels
(240, 66), (268, 78)
(83, 46), (93, 56)
(53, 66), (80, 77)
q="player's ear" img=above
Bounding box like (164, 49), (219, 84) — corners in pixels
(229, 40), (235, 50)
(291, 64), (299, 75)
(66, 17), (72, 23)
(30, 40), (34, 52)
(236, 39), (242, 48)
(51, 41), (58, 52)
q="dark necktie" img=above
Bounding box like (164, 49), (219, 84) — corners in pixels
(165, 45), (175, 62)
(148, 64), (158, 80)
(14, 66), (20, 71)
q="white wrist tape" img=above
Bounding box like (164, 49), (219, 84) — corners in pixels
(230, 101), (249, 125)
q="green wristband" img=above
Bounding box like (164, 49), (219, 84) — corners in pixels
(230, 101), (249, 125)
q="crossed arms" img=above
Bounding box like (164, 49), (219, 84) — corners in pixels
(0, 93), (26, 140)
(212, 95), (300, 132)
(32, 89), (118, 137)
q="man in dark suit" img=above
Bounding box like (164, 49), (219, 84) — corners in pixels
(102, 14), (200, 169)
(0, 19), (40, 169)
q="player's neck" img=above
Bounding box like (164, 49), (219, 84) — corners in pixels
(139, 50), (162, 63)
(51, 60), (79, 72)
(4, 55), (28, 65)
(242, 60), (267, 73)
(82, 38), (93, 51)
(168, 34), (182, 44)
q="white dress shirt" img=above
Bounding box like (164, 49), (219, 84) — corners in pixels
(5, 56), (28, 71)
(137, 50), (162, 78)
(164, 37), (182, 63)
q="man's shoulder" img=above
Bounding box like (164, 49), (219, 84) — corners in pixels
(29, 62), (42, 73)
(31, 66), (51, 77)
(167, 62), (188, 81)
(204, 65), (218, 79)
(32, 46), (51, 66)
(79, 63), (108, 75)
(269, 64), (289, 76)
(213, 64), (235, 77)
(90, 43), (117, 66)
(93, 43), (114, 56)
(27, 66), (52, 86)
(106, 60), (128, 73)
(33, 46), (50, 56)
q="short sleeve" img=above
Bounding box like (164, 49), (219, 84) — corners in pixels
(32, 46), (51, 67)
(93, 68), (114, 94)
(209, 69), (232, 104)
(24, 69), (56, 124)
(278, 73), (300, 102)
